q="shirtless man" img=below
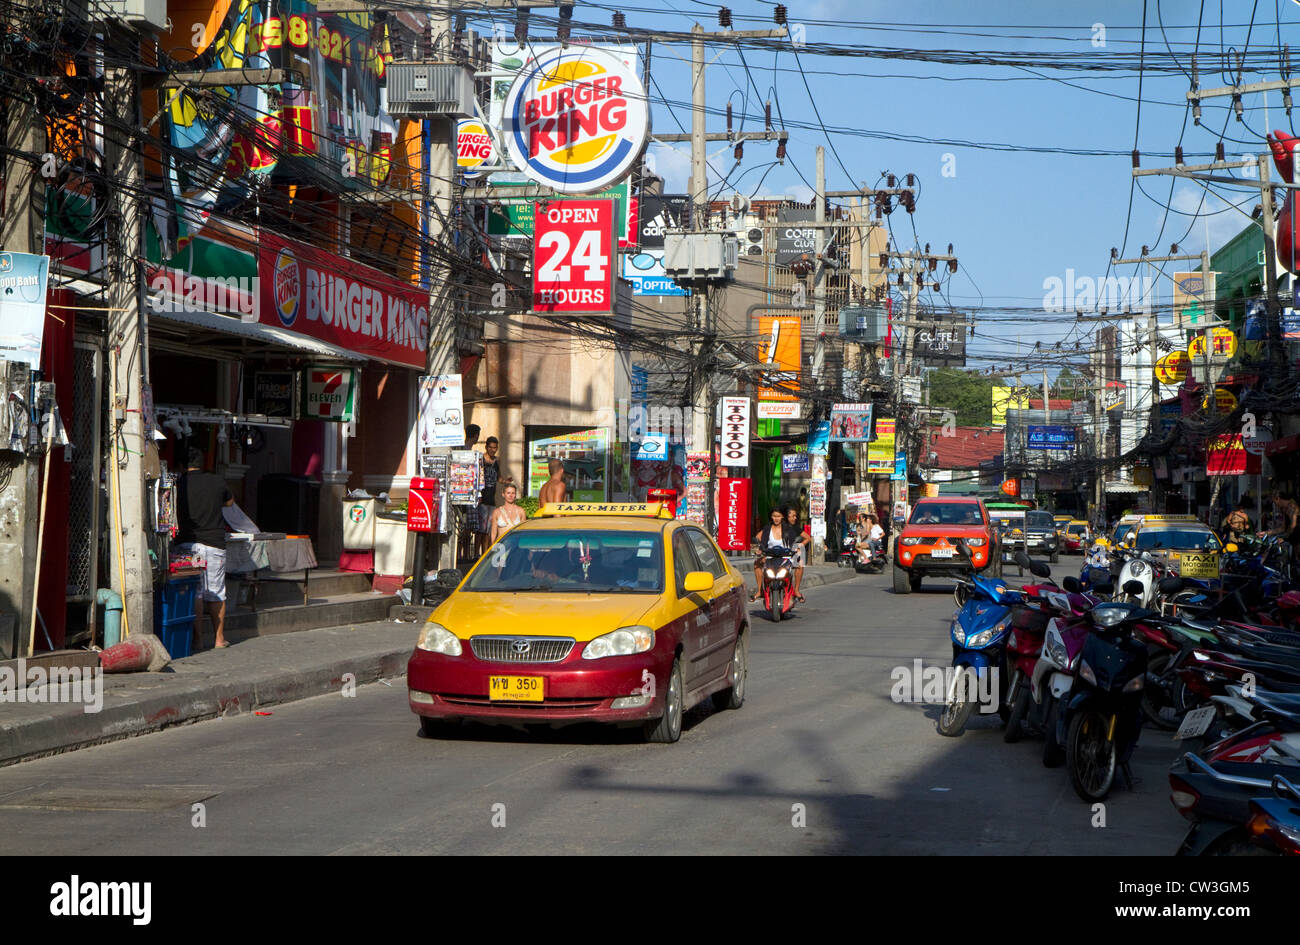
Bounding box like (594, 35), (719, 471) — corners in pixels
(538, 459), (568, 507)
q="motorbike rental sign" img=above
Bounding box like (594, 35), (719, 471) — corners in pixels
(1177, 551), (1219, 579)
(501, 45), (650, 195)
(532, 199), (615, 315)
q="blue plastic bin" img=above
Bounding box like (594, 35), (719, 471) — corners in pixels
(155, 574), (200, 658)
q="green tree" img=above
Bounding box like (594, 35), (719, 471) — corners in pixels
(926, 368), (1003, 426)
(1052, 367), (1080, 400)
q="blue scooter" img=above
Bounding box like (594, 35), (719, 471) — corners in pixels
(938, 567), (1022, 737)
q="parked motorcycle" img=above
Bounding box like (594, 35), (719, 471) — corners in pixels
(938, 573), (1018, 737)
(760, 547), (797, 623)
(856, 538), (886, 574)
(837, 532), (857, 569)
(1170, 752), (1300, 855)
(1055, 600), (1153, 801)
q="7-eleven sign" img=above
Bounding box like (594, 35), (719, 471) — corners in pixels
(305, 367), (357, 421)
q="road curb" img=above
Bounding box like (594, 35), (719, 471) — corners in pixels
(0, 644), (412, 769)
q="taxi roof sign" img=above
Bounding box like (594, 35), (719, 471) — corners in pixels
(1140, 514), (1200, 523)
(536, 502), (674, 519)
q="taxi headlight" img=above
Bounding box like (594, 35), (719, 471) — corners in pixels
(583, 626), (655, 660)
(416, 622), (462, 656)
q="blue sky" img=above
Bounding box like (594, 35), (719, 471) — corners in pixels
(625, 0), (1294, 371)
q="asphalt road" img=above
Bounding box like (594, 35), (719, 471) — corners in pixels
(0, 569), (1190, 855)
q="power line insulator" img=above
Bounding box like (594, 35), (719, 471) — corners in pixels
(1175, 146), (1184, 165)
(734, 141), (743, 160)
(726, 103), (732, 135)
(774, 5), (787, 25)
(515, 11), (529, 44)
(1131, 150), (1140, 168)
(1216, 140), (1226, 162)
(718, 7), (731, 27)
(765, 101), (772, 132)
(776, 140), (786, 162)
(559, 4), (574, 20)
(613, 11), (626, 29)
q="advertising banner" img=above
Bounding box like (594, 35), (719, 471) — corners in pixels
(891, 452), (908, 482)
(829, 403), (874, 442)
(255, 228), (428, 368)
(991, 386), (1032, 426)
(916, 313), (967, 366)
(1174, 271), (1217, 326)
(1026, 425), (1077, 450)
(532, 199), (616, 315)
(757, 315), (801, 401)
(782, 453), (810, 473)
(304, 367), (357, 421)
(529, 429), (610, 501)
(417, 374), (465, 448)
(719, 397), (751, 467)
(757, 401), (802, 420)
(253, 371), (299, 418)
(456, 119), (496, 179)
(500, 45), (650, 195)
(808, 421), (830, 456)
(639, 195), (689, 248)
(0, 252), (50, 367)
(867, 418), (896, 473)
(775, 208), (817, 266)
(487, 179), (633, 246)
(717, 477), (752, 551)
(1207, 432), (1261, 476)
(621, 251), (688, 296)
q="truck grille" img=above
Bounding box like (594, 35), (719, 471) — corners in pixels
(470, 636), (575, 663)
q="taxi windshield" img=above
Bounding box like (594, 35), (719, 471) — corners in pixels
(1067, 523), (1088, 535)
(464, 529), (665, 593)
(1134, 528), (1221, 552)
(1112, 523), (1136, 544)
(910, 503), (983, 526)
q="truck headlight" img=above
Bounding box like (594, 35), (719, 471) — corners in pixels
(583, 626), (655, 660)
(416, 622), (462, 656)
(965, 538), (986, 547)
(901, 537), (923, 546)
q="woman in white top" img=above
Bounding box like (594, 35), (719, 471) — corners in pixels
(490, 482), (528, 544)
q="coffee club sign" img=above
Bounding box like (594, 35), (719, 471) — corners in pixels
(502, 45), (650, 194)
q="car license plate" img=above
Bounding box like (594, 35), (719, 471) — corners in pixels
(931, 546), (954, 559)
(489, 676), (544, 702)
(1175, 705), (1216, 740)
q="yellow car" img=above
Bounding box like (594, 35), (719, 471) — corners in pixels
(407, 503), (748, 743)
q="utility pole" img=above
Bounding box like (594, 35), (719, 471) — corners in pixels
(104, 26), (153, 636)
(0, 0), (46, 656)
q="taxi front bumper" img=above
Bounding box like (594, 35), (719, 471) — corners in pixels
(407, 637), (676, 726)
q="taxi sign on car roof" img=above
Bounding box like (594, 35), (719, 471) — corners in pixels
(1140, 514), (1200, 523)
(536, 502), (674, 519)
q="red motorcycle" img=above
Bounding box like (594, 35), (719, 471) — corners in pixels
(760, 548), (798, 623)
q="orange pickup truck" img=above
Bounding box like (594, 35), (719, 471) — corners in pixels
(893, 496), (1000, 594)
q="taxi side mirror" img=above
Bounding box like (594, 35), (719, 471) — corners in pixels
(683, 571), (714, 594)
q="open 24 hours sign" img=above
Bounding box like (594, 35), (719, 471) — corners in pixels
(532, 199), (615, 315)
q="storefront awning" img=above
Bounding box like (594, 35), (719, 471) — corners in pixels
(149, 307), (364, 363)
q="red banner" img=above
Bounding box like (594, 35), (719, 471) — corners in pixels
(532, 199), (615, 315)
(1206, 433), (1262, 476)
(407, 477), (440, 533)
(717, 477), (752, 551)
(258, 230), (429, 369)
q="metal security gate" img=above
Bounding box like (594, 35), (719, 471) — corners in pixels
(67, 342), (103, 621)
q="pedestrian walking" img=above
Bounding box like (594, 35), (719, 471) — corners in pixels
(176, 447), (235, 650)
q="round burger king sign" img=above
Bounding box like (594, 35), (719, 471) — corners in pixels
(502, 45), (649, 194)
(456, 119), (495, 178)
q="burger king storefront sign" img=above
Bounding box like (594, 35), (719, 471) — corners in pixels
(502, 45), (649, 194)
(260, 231), (428, 369)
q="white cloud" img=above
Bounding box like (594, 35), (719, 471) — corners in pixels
(646, 143), (691, 191)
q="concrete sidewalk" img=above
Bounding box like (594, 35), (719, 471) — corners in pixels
(0, 619), (419, 768)
(0, 567), (865, 768)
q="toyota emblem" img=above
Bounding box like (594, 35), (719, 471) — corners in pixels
(511, 639), (531, 655)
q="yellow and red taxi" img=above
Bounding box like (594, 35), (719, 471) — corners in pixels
(893, 496), (999, 594)
(407, 503), (748, 743)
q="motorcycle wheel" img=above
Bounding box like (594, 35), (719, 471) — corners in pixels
(770, 586), (782, 623)
(1004, 682), (1030, 743)
(937, 667), (977, 737)
(1041, 698), (1065, 767)
(1066, 710), (1117, 802)
(1140, 652), (1179, 730)
(954, 582), (970, 609)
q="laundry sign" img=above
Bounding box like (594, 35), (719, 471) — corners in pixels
(304, 367), (358, 421)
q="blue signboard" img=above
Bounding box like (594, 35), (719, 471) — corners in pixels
(808, 421), (831, 456)
(890, 452), (907, 481)
(782, 453), (810, 473)
(622, 252), (688, 296)
(1027, 425), (1077, 450)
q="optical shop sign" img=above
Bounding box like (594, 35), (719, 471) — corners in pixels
(259, 231), (429, 369)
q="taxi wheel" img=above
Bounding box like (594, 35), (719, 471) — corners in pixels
(644, 659), (684, 743)
(419, 717), (456, 739)
(712, 632), (748, 711)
